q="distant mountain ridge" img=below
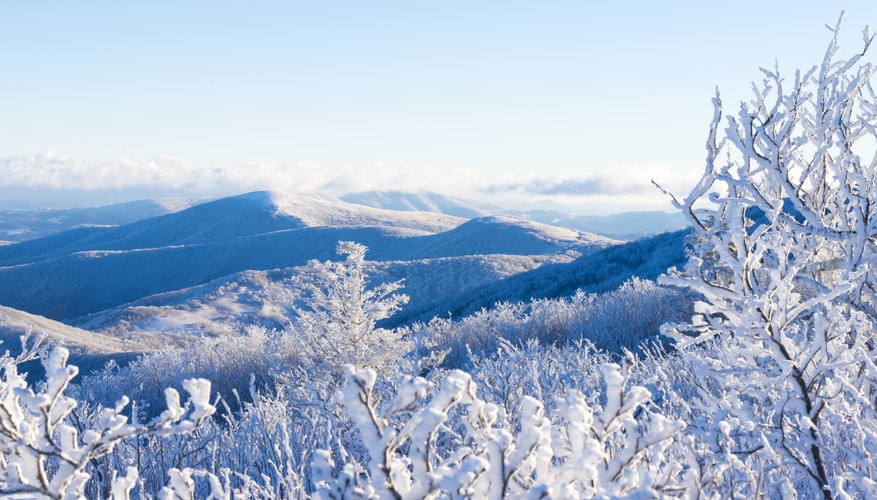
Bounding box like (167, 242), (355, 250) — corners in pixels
(0, 192), (464, 268)
(0, 190), (689, 244)
(0, 191), (617, 321)
(0, 198), (202, 243)
(343, 190), (689, 239)
(341, 191), (497, 219)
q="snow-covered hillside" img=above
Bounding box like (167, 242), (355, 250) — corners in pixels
(0, 304), (185, 377)
(342, 190), (497, 219)
(73, 253), (569, 336)
(0, 305), (136, 354)
(342, 190), (689, 239)
(69, 228), (681, 338)
(412, 216), (615, 257)
(0, 192), (616, 320)
(261, 191), (465, 231)
(393, 229), (688, 325)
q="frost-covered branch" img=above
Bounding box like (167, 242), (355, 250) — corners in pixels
(316, 359), (686, 498)
(658, 13), (877, 498)
(0, 345), (216, 499)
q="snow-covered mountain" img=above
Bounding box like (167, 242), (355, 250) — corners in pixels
(341, 191), (497, 219)
(0, 191), (616, 321)
(393, 229), (689, 325)
(0, 198), (202, 243)
(342, 190), (688, 239)
(69, 230), (686, 337)
(0, 191), (464, 267)
(73, 253), (568, 336)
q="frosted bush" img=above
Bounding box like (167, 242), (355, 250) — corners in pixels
(410, 278), (690, 367)
(315, 356), (686, 498)
(656, 14), (877, 498)
(78, 325), (295, 414)
(0, 338), (216, 499)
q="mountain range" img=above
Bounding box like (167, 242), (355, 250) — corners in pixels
(342, 191), (688, 239)
(0, 189), (688, 370)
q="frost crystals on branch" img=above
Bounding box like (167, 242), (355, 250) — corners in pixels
(292, 241), (410, 372)
(0, 340), (216, 500)
(315, 357), (685, 499)
(657, 12), (877, 499)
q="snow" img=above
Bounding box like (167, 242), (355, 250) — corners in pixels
(0, 198), (203, 243)
(0, 193), (617, 321)
(342, 190), (498, 219)
(342, 190), (690, 240)
(252, 191), (465, 232)
(0, 305), (172, 355)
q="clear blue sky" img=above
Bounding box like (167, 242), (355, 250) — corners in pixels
(2, 2), (876, 210)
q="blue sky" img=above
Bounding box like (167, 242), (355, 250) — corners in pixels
(2, 2), (876, 211)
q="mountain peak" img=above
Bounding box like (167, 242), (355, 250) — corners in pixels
(342, 190), (496, 219)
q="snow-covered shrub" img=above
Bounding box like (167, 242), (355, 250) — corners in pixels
(466, 338), (610, 424)
(0, 339), (216, 499)
(78, 325), (295, 414)
(411, 278), (690, 367)
(657, 14), (877, 498)
(290, 241), (411, 372)
(315, 356), (686, 498)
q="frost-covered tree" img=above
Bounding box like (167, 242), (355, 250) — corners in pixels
(657, 13), (877, 498)
(292, 242), (410, 372)
(0, 339), (217, 499)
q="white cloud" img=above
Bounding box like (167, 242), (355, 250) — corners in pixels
(481, 164), (699, 197)
(0, 152), (701, 211)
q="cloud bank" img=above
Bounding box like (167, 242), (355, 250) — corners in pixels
(0, 152), (699, 211)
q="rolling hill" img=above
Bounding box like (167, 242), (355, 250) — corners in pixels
(342, 190), (688, 239)
(391, 229), (690, 325)
(73, 253), (568, 336)
(0, 191), (616, 320)
(0, 198), (201, 243)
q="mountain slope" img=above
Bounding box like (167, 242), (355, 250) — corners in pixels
(0, 305), (134, 354)
(74, 253), (567, 336)
(342, 190), (496, 219)
(412, 216), (614, 258)
(0, 198), (201, 243)
(391, 230), (689, 325)
(0, 191), (464, 268)
(0, 194), (615, 321)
